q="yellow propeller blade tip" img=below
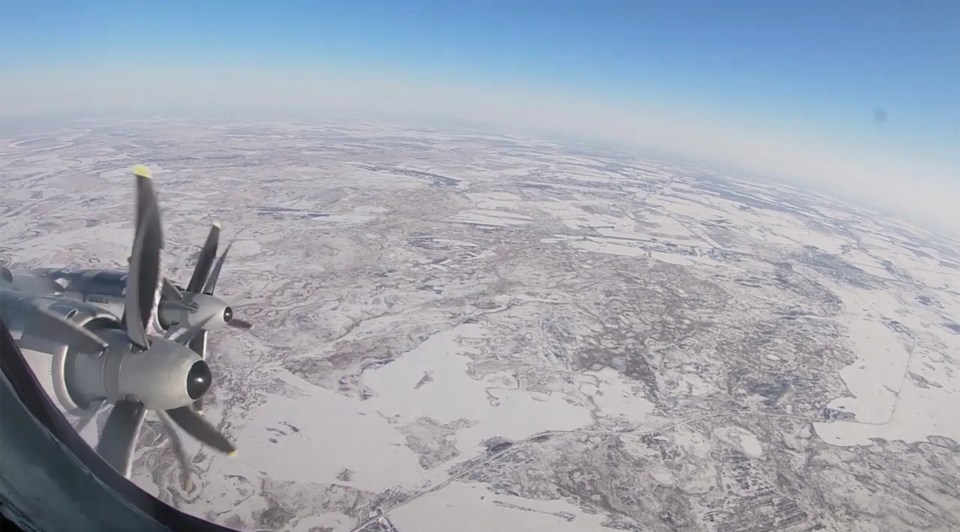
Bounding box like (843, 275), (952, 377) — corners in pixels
(228, 450), (238, 458)
(133, 165), (152, 179)
(213, 221), (222, 229)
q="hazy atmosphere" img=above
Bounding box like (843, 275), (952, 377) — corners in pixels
(2, 1), (958, 231)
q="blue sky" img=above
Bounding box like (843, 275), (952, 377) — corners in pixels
(1, 1), (958, 227)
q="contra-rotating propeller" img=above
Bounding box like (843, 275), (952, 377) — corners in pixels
(77, 165), (237, 489)
(157, 218), (251, 412)
(182, 221), (252, 331)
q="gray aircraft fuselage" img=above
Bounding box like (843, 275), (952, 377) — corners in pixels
(3, 267), (233, 333)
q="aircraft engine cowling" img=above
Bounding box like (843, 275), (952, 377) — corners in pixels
(65, 328), (210, 412)
(6, 296), (119, 414)
(157, 292), (232, 331)
(2, 295), (211, 413)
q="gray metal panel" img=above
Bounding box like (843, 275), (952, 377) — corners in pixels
(9, 274), (60, 296)
(90, 271), (128, 298)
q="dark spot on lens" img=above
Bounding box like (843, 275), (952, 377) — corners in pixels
(223, 306), (233, 323)
(873, 107), (888, 124)
(187, 360), (212, 399)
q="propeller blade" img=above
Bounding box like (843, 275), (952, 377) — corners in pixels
(188, 329), (207, 359)
(202, 242), (231, 295)
(165, 325), (189, 343)
(72, 399), (105, 434)
(96, 400), (146, 478)
(0, 292), (108, 353)
(226, 318), (253, 330)
(133, 165), (157, 241)
(166, 406), (236, 456)
(187, 224), (221, 294)
(157, 410), (194, 491)
(123, 169), (164, 350)
(166, 318), (208, 345)
(161, 277), (185, 302)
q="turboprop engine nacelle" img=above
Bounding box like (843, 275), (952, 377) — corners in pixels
(157, 292), (233, 331)
(25, 268), (233, 332)
(3, 294), (211, 414)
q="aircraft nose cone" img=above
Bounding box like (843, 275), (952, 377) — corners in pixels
(223, 306), (233, 323)
(187, 360), (212, 399)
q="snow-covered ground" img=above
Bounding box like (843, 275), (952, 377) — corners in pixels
(3, 118), (958, 531)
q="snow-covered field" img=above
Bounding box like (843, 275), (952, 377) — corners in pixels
(2, 118), (958, 531)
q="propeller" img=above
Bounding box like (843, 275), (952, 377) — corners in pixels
(163, 224), (252, 411)
(98, 400), (147, 478)
(0, 165), (238, 489)
(157, 410), (194, 491)
(72, 398), (105, 434)
(84, 165), (236, 488)
(187, 223), (220, 294)
(181, 224), (250, 330)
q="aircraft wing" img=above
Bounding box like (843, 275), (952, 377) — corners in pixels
(0, 316), (236, 532)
